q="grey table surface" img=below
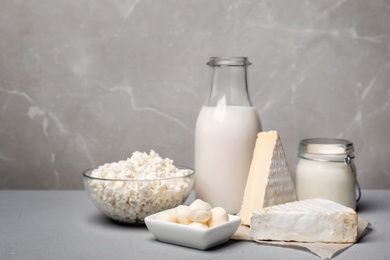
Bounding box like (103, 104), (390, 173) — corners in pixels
(0, 190), (389, 260)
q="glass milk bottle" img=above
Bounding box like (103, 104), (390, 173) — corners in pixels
(195, 57), (262, 214)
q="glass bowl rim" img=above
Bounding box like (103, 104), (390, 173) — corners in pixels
(82, 165), (195, 182)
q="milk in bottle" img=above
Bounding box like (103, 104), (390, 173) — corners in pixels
(194, 57), (262, 214)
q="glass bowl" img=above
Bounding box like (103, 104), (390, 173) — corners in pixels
(82, 166), (195, 224)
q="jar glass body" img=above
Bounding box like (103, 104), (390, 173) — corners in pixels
(194, 57), (262, 214)
(295, 138), (359, 209)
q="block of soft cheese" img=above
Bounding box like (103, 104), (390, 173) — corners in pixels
(240, 131), (297, 226)
(251, 198), (358, 243)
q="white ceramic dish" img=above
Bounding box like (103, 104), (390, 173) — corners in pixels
(144, 209), (241, 250)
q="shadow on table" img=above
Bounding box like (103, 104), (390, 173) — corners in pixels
(356, 199), (381, 213)
(145, 235), (246, 251)
(207, 239), (246, 251)
(87, 212), (147, 229)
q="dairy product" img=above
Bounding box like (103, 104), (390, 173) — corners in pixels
(240, 131), (296, 226)
(87, 150), (192, 222)
(296, 138), (358, 209)
(175, 205), (191, 225)
(208, 207), (229, 227)
(188, 222), (209, 229)
(156, 199), (229, 228)
(187, 199), (212, 223)
(195, 106), (261, 214)
(251, 199), (358, 243)
(296, 159), (357, 208)
(156, 210), (176, 223)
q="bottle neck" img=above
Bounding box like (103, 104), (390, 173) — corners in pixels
(206, 64), (252, 107)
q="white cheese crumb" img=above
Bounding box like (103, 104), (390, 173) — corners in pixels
(87, 150), (192, 222)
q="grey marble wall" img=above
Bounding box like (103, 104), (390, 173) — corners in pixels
(1, 0), (389, 189)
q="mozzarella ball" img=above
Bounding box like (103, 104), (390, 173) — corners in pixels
(156, 210), (176, 223)
(207, 207), (229, 227)
(188, 222), (209, 229)
(187, 199), (212, 223)
(189, 199), (212, 211)
(175, 205), (191, 225)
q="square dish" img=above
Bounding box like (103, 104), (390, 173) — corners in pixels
(144, 209), (241, 250)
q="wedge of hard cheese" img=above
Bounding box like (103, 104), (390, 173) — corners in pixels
(240, 131), (296, 226)
(251, 198), (358, 243)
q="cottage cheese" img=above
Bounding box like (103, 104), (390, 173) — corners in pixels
(87, 150), (192, 223)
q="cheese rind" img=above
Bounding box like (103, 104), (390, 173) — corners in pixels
(250, 199), (358, 243)
(240, 131), (296, 226)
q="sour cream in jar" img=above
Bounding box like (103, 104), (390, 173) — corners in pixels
(295, 138), (361, 209)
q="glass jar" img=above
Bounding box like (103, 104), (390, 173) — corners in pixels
(295, 138), (361, 209)
(194, 57), (262, 214)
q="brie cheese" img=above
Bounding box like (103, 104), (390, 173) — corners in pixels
(240, 131), (296, 226)
(251, 198), (358, 243)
